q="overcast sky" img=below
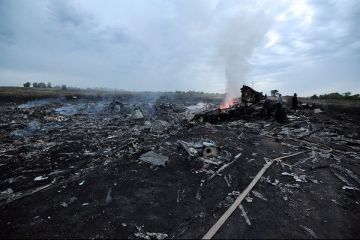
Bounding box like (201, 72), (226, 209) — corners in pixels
(0, 0), (359, 96)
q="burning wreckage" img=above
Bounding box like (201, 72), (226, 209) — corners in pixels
(193, 85), (287, 124)
(0, 87), (360, 239)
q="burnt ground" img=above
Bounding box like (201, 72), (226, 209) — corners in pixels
(0, 97), (359, 239)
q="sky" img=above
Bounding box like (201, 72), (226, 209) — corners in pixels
(0, 0), (359, 96)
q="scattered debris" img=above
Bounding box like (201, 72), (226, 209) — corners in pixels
(281, 172), (307, 183)
(0, 93), (359, 239)
(178, 139), (219, 158)
(203, 152), (306, 239)
(332, 171), (352, 186)
(330, 164), (360, 185)
(134, 225), (168, 240)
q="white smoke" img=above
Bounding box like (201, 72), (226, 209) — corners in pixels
(218, 2), (273, 106)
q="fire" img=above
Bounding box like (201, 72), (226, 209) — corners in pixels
(219, 98), (237, 109)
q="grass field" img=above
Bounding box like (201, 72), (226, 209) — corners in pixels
(0, 87), (224, 103)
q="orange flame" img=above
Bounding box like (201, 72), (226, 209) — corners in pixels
(219, 98), (237, 109)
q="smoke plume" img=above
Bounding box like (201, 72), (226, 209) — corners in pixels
(218, 3), (272, 107)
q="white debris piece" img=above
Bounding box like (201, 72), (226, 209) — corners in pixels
(281, 172), (307, 182)
(342, 186), (360, 191)
(134, 226), (168, 240)
(293, 127), (307, 133)
(1, 188), (14, 195)
(223, 175), (232, 187)
(228, 191), (240, 197)
(150, 120), (170, 133)
(300, 225), (317, 238)
(262, 176), (280, 186)
(239, 204), (251, 226)
(105, 188), (112, 205)
(131, 109), (144, 120)
(0, 188), (15, 200)
(34, 176), (48, 181)
(279, 128), (290, 136)
(139, 151), (169, 166)
(251, 190), (268, 201)
(314, 108), (323, 113)
(234, 153), (242, 160)
(146, 232), (168, 240)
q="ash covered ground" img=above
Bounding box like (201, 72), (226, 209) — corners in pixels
(0, 94), (360, 239)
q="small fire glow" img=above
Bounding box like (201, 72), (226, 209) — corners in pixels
(219, 98), (238, 110)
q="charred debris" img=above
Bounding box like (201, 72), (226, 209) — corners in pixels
(193, 85), (287, 123)
(0, 87), (359, 239)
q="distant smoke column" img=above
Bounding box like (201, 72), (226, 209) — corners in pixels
(223, 50), (249, 105)
(219, 8), (271, 105)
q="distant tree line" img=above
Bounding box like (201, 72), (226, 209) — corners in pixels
(23, 82), (67, 90)
(310, 92), (360, 100)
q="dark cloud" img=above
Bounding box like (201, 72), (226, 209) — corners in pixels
(0, 1), (15, 44)
(0, 0), (359, 95)
(50, 0), (85, 26)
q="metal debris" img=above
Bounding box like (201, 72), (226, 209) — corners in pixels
(239, 204), (251, 226)
(251, 190), (268, 201)
(131, 109), (144, 120)
(300, 225), (318, 239)
(139, 151), (169, 166)
(105, 188), (112, 205)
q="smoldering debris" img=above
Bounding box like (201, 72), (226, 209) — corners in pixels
(18, 98), (64, 109)
(0, 93), (359, 239)
(10, 120), (41, 139)
(193, 85), (288, 124)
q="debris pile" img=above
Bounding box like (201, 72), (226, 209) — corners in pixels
(0, 93), (359, 239)
(193, 85), (289, 123)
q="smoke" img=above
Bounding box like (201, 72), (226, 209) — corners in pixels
(218, 2), (272, 106)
